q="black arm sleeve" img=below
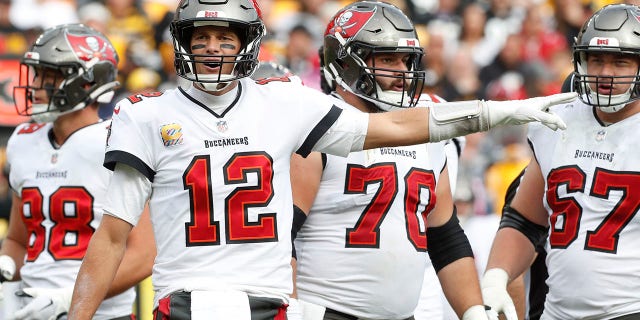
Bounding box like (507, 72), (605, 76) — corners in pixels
(499, 205), (548, 251)
(291, 205), (308, 259)
(427, 207), (474, 273)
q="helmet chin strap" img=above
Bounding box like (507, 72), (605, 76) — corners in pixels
(191, 73), (236, 92)
(590, 87), (633, 113)
(31, 104), (61, 123)
(196, 81), (232, 92)
(356, 83), (410, 112)
(373, 83), (409, 111)
(331, 67), (405, 112)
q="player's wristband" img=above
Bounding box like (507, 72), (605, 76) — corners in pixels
(428, 100), (488, 142)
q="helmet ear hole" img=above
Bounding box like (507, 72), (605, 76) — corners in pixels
(53, 95), (67, 109)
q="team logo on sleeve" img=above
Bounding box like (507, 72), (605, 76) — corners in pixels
(160, 123), (184, 147)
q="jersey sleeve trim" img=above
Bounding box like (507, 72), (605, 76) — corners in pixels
(296, 105), (342, 158)
(104, 150), (156, 182)
(527, 139), (540, 167)
(442, 157), (448, 175)
(449, 138), (463, 158)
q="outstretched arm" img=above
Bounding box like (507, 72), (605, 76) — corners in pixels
(364, 93), (576, 149)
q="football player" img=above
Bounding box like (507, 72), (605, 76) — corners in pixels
(290, 2), (485, 319)
(1, 23), (154, 320)
(482, 4), (640, 319)
(68, 0), (576, 319)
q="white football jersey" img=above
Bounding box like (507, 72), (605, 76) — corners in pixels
(295, 95), (448, 319)
(6, 121), (134, 319)
(104, 78), (366, 304)
(529, 99), (640, 319)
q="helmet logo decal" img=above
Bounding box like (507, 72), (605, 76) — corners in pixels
(66, 34), (117, 66)
(196, 10), (227, 18)
(24, 52), (40, 61)
(588, 37), (619, 47)
(398, 38), (420, 47)
(326, 7), (376, 40)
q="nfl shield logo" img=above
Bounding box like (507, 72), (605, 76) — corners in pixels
(596, 130), (606, 142)
(216, 121), (228, 133)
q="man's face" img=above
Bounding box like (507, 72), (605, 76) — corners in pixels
(367, 52), (412, 92)
(30, 66), (64, 105)
(190, 25), (242, 77)
(585, 52), (640, 96)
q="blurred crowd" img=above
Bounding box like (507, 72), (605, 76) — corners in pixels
(0, 0), (636, 226)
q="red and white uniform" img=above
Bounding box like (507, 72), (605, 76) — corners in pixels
(103, 77), (367, 306)
(6, 121), (135, 320)
(529, 99), (640, 319)
(295, 94), (448, 319)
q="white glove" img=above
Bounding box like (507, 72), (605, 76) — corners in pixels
(462, 305), (499, 320)
(286, 297), (303, 320)
(481, 268), (518, 320)
(0, 255), (16, 300)
(428, 92), (577, 142)
(485, 93), (575, 130)
(11, 287), (73, 320)
(3, 281), (22, 319)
